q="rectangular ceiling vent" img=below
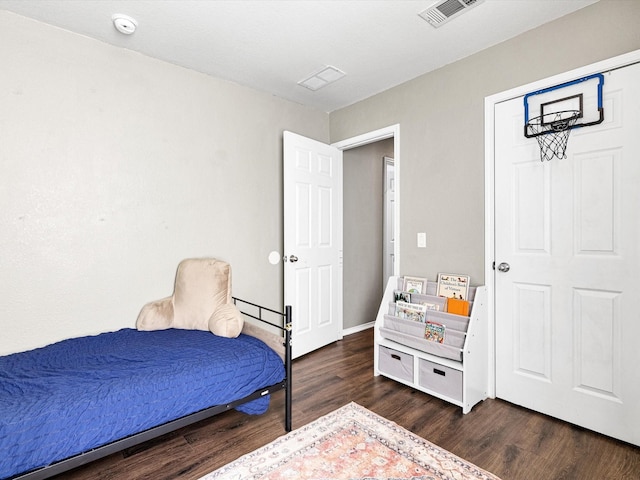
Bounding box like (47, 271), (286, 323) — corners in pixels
(298, 65), (346, 91)
(419, 0), (484, 28)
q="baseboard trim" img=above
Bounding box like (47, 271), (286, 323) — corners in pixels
(342, 322), (374, 337)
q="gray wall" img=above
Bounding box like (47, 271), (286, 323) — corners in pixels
(0, 11), (328, 355)
(330, 0), (640, 286)
(343, 138), (393, 329)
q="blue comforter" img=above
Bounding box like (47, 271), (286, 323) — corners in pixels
(0, 328), (285, 479)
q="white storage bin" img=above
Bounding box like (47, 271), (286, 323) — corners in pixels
(378, 345), (414, 382)
(419, 359), (463, 402)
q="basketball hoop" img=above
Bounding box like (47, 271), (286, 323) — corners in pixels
(525, 110), (581, 162)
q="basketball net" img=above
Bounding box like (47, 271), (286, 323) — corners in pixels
(525, 110), (580, 162)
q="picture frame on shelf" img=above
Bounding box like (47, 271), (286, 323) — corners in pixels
(403, 276), (427, 294)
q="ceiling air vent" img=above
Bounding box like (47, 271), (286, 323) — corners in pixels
(418, 0), (484, 28)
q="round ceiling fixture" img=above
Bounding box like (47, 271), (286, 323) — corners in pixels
(112, 14), (138, 35)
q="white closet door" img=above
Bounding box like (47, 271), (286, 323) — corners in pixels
(494, 64), (640, 446)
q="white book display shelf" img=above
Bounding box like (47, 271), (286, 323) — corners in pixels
(374, 276), (488, 414)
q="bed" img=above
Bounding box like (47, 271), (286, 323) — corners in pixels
(0, 259), (292, 480)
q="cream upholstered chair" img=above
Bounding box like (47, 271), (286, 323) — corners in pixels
(136, 258), (243, 338)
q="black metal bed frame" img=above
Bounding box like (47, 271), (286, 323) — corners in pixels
(11, 298), (292, 480)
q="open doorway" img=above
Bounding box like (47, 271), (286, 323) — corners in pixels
(333, 125), (399, 333)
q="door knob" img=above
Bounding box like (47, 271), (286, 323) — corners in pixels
(497, 262), (510, 272)
(287, 255), (298, 263)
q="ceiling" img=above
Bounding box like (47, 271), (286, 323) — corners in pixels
(0, 0), (599, 112)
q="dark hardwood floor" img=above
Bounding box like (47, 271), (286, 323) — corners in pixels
(55, 328), (639, 480)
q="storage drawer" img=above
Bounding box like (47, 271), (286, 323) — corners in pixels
(419, 359), (463, 402)
(378, 346), (414, 382)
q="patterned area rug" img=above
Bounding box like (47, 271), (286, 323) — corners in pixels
(199, 402), (501, 480)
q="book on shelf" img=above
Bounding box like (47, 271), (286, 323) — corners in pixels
(403, 276), (427, 294)
(423, 301), (442, 311)
(410, 294), (447, 312)
(447, 297), (470, 316)
(425, 321), (445, 343)
(436, 273), (470, 301)
(395, 301), (427, 323)
(394, 291), (411, 303)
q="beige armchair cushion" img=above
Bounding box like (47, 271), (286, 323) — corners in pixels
(136, 258), (242, 337)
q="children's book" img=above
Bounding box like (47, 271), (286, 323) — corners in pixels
(410, 293), (447, 312)
(425, 321), (445, 343)
(403, 276), (427, 294)
(436, 273), (470, 301)
(447, 297), (470, 316)
(394, 291), (411, 303)
(423, 301), (442, 311)
(395, 301), (427, 323)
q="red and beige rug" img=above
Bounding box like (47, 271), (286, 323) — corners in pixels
(199, 402), (501, 480)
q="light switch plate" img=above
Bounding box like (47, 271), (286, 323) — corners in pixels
(417, 232), (426, 248)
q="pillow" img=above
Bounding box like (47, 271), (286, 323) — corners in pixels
(208, 303), (244, 338)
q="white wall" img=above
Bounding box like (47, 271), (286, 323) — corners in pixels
(0, 11), (329, 355)
(5, 1), (639, 353)
(330, 0), (640, 286)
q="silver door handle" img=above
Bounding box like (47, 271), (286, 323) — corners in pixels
(289, 255), (298, 263)
(497, 262), (510, 272)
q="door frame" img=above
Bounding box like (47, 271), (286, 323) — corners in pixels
(383, 156), (395, 284)
(333, 124), (401, 280)
(484, 49), (640, 398)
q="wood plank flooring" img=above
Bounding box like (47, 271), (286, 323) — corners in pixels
(55, 328), (640, 480)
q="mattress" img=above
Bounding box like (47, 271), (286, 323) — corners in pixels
(0, 328), (285, 479)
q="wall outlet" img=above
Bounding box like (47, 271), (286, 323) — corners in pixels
(417, 232), (426, 248)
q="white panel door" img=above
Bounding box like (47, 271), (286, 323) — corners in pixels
(283, 131), (343, 358)
(494, 64), (640, 445)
